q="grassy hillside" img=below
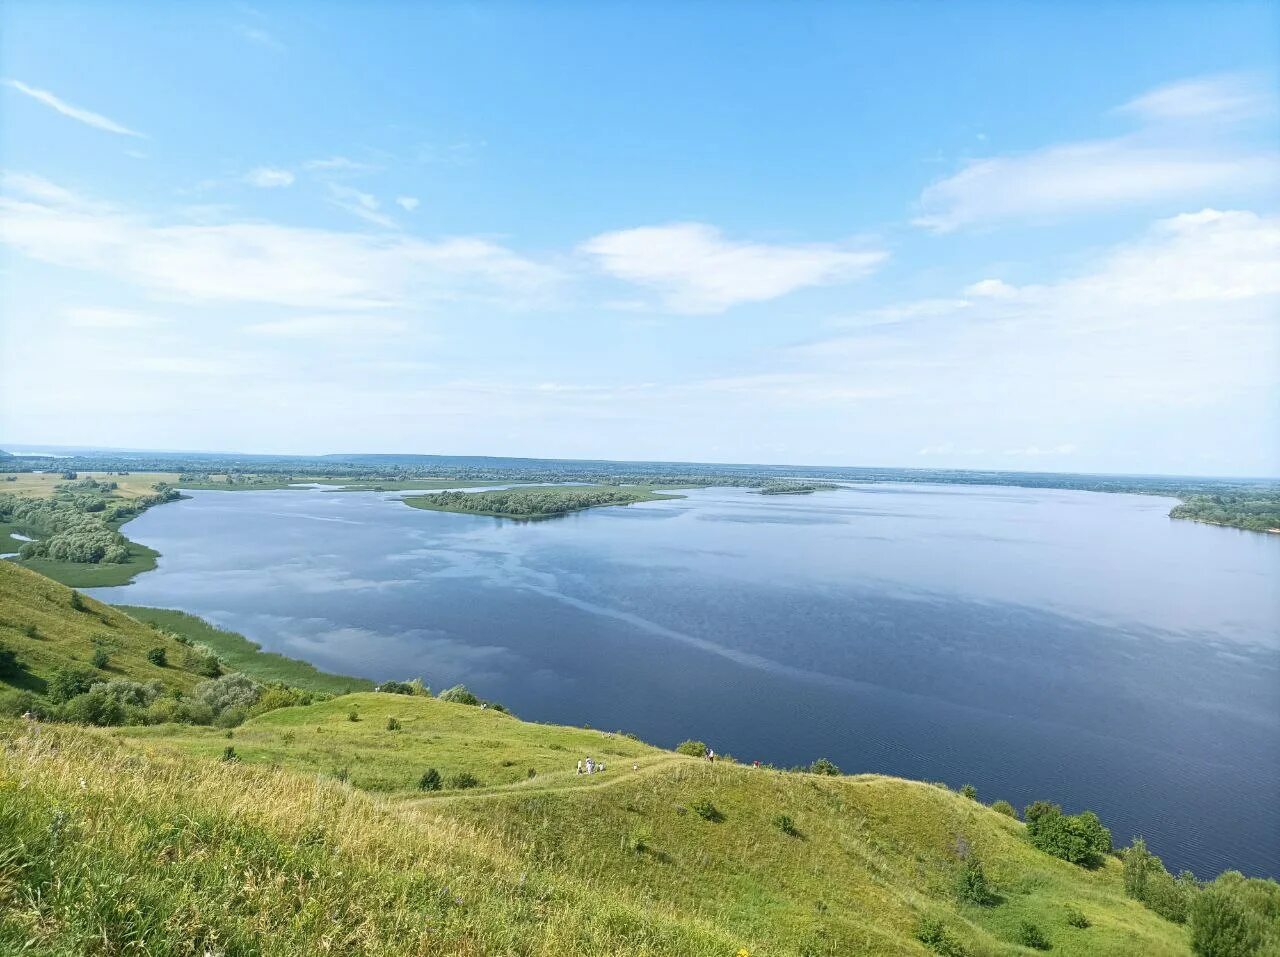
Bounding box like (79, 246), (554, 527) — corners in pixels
(0, 561), (201, 699)
(0, 563), (1262, 956)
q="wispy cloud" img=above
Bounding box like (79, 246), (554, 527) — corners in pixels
(395, 195), (420, 212)
(326, 183), (396, 228)
(244, 315), (409, 339)
(0, 174), (558, 311)
(244, 166), (295, 188)
(304, 156), (380, 173)
(64, 306), (168, 329)
(915, 74), (1279, 231)
(2, 79), (145, 138)
(580, 222), (887, 314)
(237, 25), (285, 51)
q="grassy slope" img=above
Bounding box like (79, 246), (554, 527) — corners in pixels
(0, 569), (1194, 955)
(0, 562), (200, 697)
(117, 605), (371, 695)
(99, 693), (1192, 956)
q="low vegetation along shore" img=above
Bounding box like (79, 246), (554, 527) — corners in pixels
(403, 484), (681, 518)
(1, 559), (1277, 955)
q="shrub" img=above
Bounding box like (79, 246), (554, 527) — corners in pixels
(675, 740), (707, 757)
(146, 647), (167, 667)
(379, 679), (427, 696)
(1065, 906), (1090, 928)
(953, 857), (995, 906)
(438, 685), (479, 705)
(193, 673), (261, 717)
(691, 798), (723, 822)
(247, 684), (314, 718)
(347, 709), (360, 722)
(773, 814), (800, 837)
(21, 623), (39, 639)
(47, 666), (97, 703)
(0, 688), (39, 718)
(991, 799), (1017, 818)
(1123, 837), (1195, 923)
(418, 768), (442, 791)
(1189, 872), (1280, 957)
(916, 917), (969, 956)
(809, 757), (840, 775)
(1024, 801), (1111, 867)
(386, 716), (401, 731)
(449, 771), (480, 790)
(69, 591), (86, 612)
(182, 646), (222, 678)
(221, 746), (238, 762)
(91, 647), (110, 669)
(960, 784), (977, 800)
(1016, 920), (1051, 950)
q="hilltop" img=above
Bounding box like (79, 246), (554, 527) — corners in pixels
(1, 562), (1277, 955)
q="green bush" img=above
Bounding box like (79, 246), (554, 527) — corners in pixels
(1024, 802), (1111, 867)
(991, 799), (1017, 817)
(1016, 920), (1051, 950)
(146, 647), (167, 667)
(221, 746), (238, 762)
(916, 917), (969, 956)
(691, 799), (724, 822)
(773, 814), (800, 837)
(960, 784), (977, 800)
(438, 685), (479, 706)
(449, 771), (480, 790)
(47, 666), (98, 703)
(347, 709), (360, 722)
(69, 591), (86, 612)
(1190, 872), (1280, 957)
(954, 857), (995, 906)
(418, 768), (442, 791)
(385, 716), (401, 731)
(809, 757), (840, 775)
(675, 740), (707, 757)
(91, 647), (110, 669)
(193, 673), (261, 719)
(1122, 837), (1196, 923)
(379, 679), (427, 696)
(1065, 906), (1090, 928)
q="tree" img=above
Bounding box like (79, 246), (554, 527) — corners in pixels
(809, 758), (840, 775)
(146, 647), (168, 667)
(991, 800), (1017, 818)
(47, 666), (97, 703)
(438, 684), (479, 705)
(954, 857), (995, 906)
(91, 647), (110, 669)
(676, 740), (708, 757)
(1024, 801), (1111, 867)
(960, 784), (977, 800)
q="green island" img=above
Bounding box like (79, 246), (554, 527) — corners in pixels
(1170, 492), (1280, 534)
(403, 484), (682, 518)
(1, 558), (1276, 956)
(758, 481), (841, 495)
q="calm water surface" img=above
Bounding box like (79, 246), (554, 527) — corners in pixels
(89, 483), (1280, 878)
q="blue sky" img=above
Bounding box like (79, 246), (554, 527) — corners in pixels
(1, 2), (1277, 474)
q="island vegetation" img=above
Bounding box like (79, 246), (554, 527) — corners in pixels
(403, 484), (680, 518)
(1170, 492), (1280, 533)
(757, 481), (840, 495)
(1, 558), (1277, 955)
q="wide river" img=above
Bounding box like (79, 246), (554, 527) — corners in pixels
(89, 483), (1280, 878)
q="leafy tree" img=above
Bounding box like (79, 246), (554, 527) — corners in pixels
(960, 784), (977, 800)
(1190, 872), (1280, 957)
(1024, 801), (1111, 867)
(47, 666), (98, 704)
(193, 673), (261, 716)
(954, 857), (995, 906)
(991, 799), (1017, 818)
(675, 740), (707, 757)
(438, 684), (479, 705)
(809, 758), (840, 775)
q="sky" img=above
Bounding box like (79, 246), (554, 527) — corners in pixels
(1, 1), (1278, 475)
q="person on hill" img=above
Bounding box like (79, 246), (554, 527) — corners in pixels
(585, 757), (595, 774)
(576, 760), (583, 775)
(707, 748), (716, 763)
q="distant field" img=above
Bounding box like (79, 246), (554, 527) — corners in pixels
(0, 471), (179, 498)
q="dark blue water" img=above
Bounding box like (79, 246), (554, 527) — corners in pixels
(89, 483), (1280, 878)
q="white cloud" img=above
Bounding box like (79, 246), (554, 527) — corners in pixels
(395, 195), (420, 211)
(0, 175), (557, 311)
(326, 183), (396, 228)
(244, 315), (409, 338)
(64, 307), (167, 329)
(964, 278), (1019, 299)
(245, 166), (295, 188)
(915, 75), (1279, 232)
(580, 222), (887, 313)
(1119, 74), (1275, 124)
(304, 156), (378, 173)
(3, 79), (144, 137)
(238, 25), (284, 51)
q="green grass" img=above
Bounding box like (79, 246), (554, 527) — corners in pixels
(0, 561), (201, 698)
(117, 606), (372, 695)
(404, 484), (682, 518)
(13, 537), (161, 587)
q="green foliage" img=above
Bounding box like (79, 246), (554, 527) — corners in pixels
(991, 799), (1017, 818)
(70, 591), (86, 611)
(438, 684), (480, 706)
(773, 814), (800, 837)
(809, 757), (840, 775)
(221, 745), (238, 762)
(691, 798), (724, 822)
(757, 482), (839, 496)
(1024, 802), (1112, 867)
(1016, 920), (1051, 950)
(58, 679), (164, 726)
(91, 647), (110, 669)
(378, 679), (428, 696)
(916, 917), (969, 956)
(953, 856), (995, 906)
(48, 666), (98, 703)
(448, 771), (480, 790)
(1065, 906), (1090, 928)
(1123, 838), (1196, 923)
(386, 716), (401, 731)
(417, 767), (442, 791)
(1189, 872), (1280, 957)
(404, 484), (674, 518)
(675, 739), (707, 757)
(193, 673), (261, 720)
(960, 784), (977, 800)
(347, 708), (360, 721)
(1171, 492), (1280, 533)
(146, 647), (167, 667)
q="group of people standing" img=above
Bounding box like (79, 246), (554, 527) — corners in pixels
(576, 757), (606, 775)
